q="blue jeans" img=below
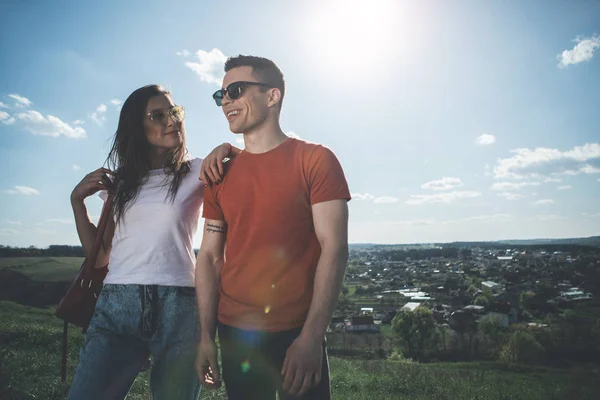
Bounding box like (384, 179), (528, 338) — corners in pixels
(67, 284), (201, 400)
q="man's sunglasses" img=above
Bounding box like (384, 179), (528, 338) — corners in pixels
(146, 105), (185, 125)
(212, 81), (273, 107)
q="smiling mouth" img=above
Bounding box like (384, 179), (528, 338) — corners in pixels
(164, 130), (180, 135)
(226, 110), (240, 120)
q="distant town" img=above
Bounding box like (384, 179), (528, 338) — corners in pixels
(336, 242), (598, 329)
(325, 239), (600, 365)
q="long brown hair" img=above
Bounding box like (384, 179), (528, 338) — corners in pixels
(106, 85), (190, 223)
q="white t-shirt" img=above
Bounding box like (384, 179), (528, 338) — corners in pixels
(101, 157), (204, 287)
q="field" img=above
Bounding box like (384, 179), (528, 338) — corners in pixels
(0, 257), (83, 282)
(2, 258), (600, 399)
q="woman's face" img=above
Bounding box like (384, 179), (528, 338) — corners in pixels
(143, 94), (185, 152)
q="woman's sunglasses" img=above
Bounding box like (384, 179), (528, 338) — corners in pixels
(146, 105), (185, 125)
(212, 81), (272, 107)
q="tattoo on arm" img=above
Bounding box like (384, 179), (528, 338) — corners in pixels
(206, 223), (227, 234)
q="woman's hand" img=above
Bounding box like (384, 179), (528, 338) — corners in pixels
(71, 168), (114, 203)
(200, 143), (232, 185)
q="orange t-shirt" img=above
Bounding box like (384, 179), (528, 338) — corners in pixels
(202, 138), (351, 332)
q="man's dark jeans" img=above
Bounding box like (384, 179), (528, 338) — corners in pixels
(218, 323), (331, 400)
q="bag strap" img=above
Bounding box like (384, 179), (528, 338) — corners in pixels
(83, 195), (114, 276)
(61, 320), (68, 382)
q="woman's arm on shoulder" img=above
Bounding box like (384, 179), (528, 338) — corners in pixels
(199, 143), (241, 185)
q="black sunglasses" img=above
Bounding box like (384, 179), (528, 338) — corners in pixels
(212, 81), (273, 107)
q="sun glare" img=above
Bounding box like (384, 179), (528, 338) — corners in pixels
(307, 0), (400, 76)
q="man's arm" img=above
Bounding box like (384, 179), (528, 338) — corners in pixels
(195, 219), (227, 340)
(281, 199), (349, 395)
(195, 218), (227, 388)
(300, 199), (349, 340)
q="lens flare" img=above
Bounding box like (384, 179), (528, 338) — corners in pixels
(241, 360), (250, 374)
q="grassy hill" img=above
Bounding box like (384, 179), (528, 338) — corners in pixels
(0, 257), (83, 282)
(1, 301), (600, 400)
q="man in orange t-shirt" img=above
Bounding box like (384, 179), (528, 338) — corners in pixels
(194, 55), (351, 400)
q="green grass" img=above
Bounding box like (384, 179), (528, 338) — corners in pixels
(379, 324), (393, 340)
(2, 300), (600, 400)
(0, 257), (83, 281)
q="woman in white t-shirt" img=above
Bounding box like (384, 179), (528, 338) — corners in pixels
(66, 84), (235, 400)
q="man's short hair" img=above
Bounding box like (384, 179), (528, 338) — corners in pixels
(225, 55), (285, 110)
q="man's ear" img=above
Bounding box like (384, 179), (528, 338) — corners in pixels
(267, 88), (281, 108)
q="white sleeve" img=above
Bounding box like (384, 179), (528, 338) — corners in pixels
(98, 190), (108, 202)
(193, 157), (204, 171)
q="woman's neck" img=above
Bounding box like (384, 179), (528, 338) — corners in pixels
(149, 150), (169, 170)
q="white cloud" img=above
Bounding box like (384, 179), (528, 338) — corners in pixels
(31, 228), (56, 235)
(557, 185), (572, 190)
(176, 49), (191, 57)
(8, 93), (32, 107)
(466, 214), (511, 222)
(0, 111), (16, 125)
(89, 103), (109, 125)
(533, 199), (555, 205)
(384, 219), (436, 227)
(421, 177), (463, 191)
(383, 214), (511, 228)
(287, 131), (301, 139)
(5, 186), (40, 195)
(582, 212), (600, 218)
(374, 196), (399, 204)
(0, 228), (21, 236)
(351, 193), (375, 201)
(0, 101), (8, 108)
(72, 165), (81, 171)
(476, 134), (496, 145)
(15, 110), (86, 138)
(537, 214), (564, 220)
(497, 192), (524, 200)
(406, 190), (482, 205)
(484, 164), (492, 177)
(490, 181), (539, 191)
(45, 218), (73, 224)
(184, 48), (228, 86)
(493, 143), (600, 179)
(544, 177), (562, 183)
(443, 214), (511, 224)
(72, 120), (84, 125)
(7, 221), (22, 225)
(558, 35), (600, 68)
(90, 112), (105, 126)
(568, 165), (600, 175)
(110, 99), (122, 106)
(235, 137), (244, 145)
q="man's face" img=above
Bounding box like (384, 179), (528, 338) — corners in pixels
(220, 66), (271, 134)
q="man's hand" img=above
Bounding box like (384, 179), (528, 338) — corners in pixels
(195, 339), (222, 389)
(281, 334), (323, 396)
(200, 143), (231, 185)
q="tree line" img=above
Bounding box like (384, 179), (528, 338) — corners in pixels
(0, 245), (85, 258)
(391, 305), (600, 367)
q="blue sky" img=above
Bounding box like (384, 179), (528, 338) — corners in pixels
(1, 0), (599, 247)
